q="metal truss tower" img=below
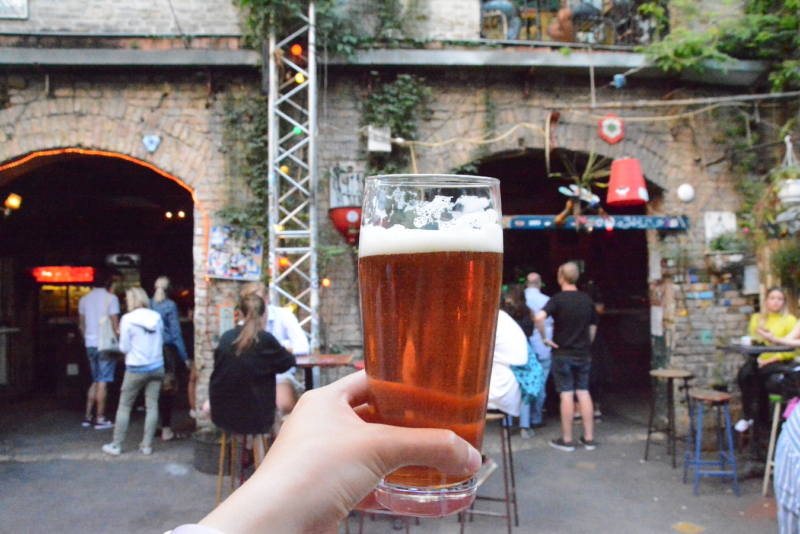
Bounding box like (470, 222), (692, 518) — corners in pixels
(267, 2), (318, 351)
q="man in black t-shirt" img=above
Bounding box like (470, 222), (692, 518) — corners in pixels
(535, 262), (599, 452)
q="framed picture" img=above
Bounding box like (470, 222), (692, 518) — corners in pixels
(207, 226), (263, 281)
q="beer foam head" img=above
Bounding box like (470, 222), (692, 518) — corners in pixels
(359, 223), (504, 257)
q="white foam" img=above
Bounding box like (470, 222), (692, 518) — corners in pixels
(359, 223), (504, 257)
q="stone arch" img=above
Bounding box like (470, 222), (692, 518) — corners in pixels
(415, 110), (673, 191)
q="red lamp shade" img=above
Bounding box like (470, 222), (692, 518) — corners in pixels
(606, 158), (648, 207)
(329, 207), (362, 245)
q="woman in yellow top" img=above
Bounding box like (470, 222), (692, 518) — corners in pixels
(737, 287), (798, 429)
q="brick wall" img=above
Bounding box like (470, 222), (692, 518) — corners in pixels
(0, 0), (242, 35)
(407, 0), (481, 40)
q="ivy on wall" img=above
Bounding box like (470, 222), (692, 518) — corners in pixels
(640, 0), (800, 91)
(361, 71), (431, 175)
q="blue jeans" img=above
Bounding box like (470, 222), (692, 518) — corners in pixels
(520, 356), (551, 428)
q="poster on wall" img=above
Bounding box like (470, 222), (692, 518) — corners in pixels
(329, 161), (365, 208)
(0, 1), (28, 19)
(207, 226), (263, 281)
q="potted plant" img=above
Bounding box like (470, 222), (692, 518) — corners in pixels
(771, 239), (800, 293)
(705, 232), (746, 273)
(773, 135), (800, 206)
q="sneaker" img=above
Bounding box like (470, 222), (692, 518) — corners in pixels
(139, 445), (153, 455)
(594, 410), (603, 420)
(573, 413), (582, 420)
(520, 428), (534, 439)
(579, 437), (597, 450)
(81, 416), (93, 428)
(160, 427), (174, 442)
(549, 438), (575, 452)
(94, 417), (113, 430)
(102, 443), (121, 456)
(734, 419), (753, 432)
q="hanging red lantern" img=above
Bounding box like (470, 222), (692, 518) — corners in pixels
(329, 207), (362, 245)
(606, 158), (648, 207)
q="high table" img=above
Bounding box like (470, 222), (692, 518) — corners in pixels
(295, 354), (354, 391)
(717, 344), (795, 463)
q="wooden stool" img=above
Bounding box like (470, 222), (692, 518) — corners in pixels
(644, 368), (693, 468)
(762, 394), (785, 496)
(460, 412), (518, 534)
(217, 432), (269, 506)
(683, 389), (740, 497)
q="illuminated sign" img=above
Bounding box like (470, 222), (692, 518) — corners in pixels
(32, 267), (95, 283)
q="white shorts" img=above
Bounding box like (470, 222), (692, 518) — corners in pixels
(276, 366), (300, 387)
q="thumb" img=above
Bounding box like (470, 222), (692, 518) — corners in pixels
(371, 426), (482, 478)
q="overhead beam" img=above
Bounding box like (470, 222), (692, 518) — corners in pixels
(0, 47), (260, 67)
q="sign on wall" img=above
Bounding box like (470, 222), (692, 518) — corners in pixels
(207, 226), (263, 281)
(0, 1), (28, 19)
(329, 161), (364, 208)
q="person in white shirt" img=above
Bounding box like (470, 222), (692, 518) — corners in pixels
(78, 269), (120, 429)
(487, 309), (529, 416)
(240, 282), (310, 418)
(102, 287), (165, 456)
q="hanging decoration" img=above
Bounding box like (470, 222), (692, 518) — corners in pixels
(598, 113), (625, 145)
(777, 135), (800, 206)
(607, 158), (648, 206)
(551, 151), (612, 231)
(328, 207), (362, 245)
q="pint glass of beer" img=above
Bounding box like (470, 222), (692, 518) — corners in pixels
(359, 174), (503, 516)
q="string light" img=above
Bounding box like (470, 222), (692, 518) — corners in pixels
(178, 210), (186, 218)
(291, 44), (303, 56)
(166, 211), (173, 218)
(295, 73), (306, 84)
(321, 278), (331, 287)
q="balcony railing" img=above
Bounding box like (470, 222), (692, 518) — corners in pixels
(480, 0), (662, 47)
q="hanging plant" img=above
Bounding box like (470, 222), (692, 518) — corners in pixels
(772, 239), (800, 292)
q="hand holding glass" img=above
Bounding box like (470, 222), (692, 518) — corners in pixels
(359, 174), (503, 516)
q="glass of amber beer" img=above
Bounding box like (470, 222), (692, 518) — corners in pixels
(359, 174), (503, 516)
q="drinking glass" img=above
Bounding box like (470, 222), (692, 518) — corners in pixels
(359, 174), (504, 516)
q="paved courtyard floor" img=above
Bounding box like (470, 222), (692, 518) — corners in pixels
(0, 393), (779, 534)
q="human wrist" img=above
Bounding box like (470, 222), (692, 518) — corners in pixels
(171, 525), (227, 534)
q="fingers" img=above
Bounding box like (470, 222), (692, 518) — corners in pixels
(373, 426), (481, 478)
(315, 370), (370, 408)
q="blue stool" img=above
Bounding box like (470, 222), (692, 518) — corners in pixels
(683, 389), (740, 497)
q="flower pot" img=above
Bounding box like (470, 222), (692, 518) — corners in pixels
(193, 429), (229, 475)
(778, 179), (800, 206)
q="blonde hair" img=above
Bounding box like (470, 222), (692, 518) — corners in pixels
(153, 276), (170, 304)
(234, 294), (266, 356)
(126, 287), (150, 311)
(558, 262), (580, 285)
(759, 286), (789, 329)
(240, 281), (266, 300)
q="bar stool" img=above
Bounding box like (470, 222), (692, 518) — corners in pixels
(460, 412), (518, 534)
(645, 368), (693, 468)
(762, 393), (785, 496)
(683, 389), (740, 497)
(217, 432), (269, 505)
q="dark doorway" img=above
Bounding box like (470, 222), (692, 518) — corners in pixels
(0, 153), (194, 402)
(478, 148), (655, 394)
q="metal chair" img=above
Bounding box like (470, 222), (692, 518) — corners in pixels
(683, 389), (740, 497)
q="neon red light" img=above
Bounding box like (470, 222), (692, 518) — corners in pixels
(33, 266), (94, 283)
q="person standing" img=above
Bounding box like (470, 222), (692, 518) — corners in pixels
(102, 287), (165, 456)
(535, 262), (598, 451)
(240, 282), (310, 419)
(775, 402), (800, 534)
(78, 268), (120, 429)
(150, 276), (191, 441)
(524, 272), (553, 436)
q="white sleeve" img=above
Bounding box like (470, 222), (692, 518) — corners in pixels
(118, 315), (131, 354)
(109, 295), (120, 316)
(281, 309), (310, 355)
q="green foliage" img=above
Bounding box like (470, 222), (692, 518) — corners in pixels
(362, 72), (430, 175)
(218, 93), (270, 233)
(640, 0), (800, 90)
(772, 239), (800, 291)
(641, 28), (732, 73)
(708, 232), (746, 252)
